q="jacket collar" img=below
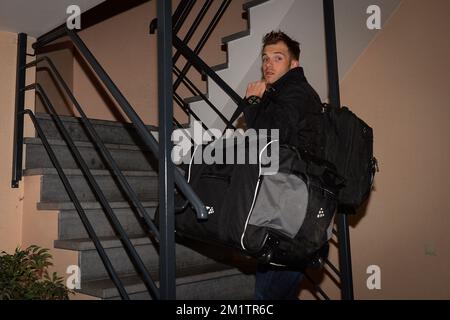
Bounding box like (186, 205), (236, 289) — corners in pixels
(267, 67), (306, 93)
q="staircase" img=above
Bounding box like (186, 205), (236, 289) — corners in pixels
(24, 113), (255, 299)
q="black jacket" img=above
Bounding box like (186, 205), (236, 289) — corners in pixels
(243, 67), (323, 154)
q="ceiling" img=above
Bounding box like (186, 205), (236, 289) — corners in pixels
(0, 0), (106, 37)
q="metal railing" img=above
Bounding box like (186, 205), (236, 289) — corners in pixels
(27, 57), (159, 240)
(150, 0), (239, 131)
(22, 108), (130, 299)
(323, 0), (354, 300)
(26, 83), (161, 299)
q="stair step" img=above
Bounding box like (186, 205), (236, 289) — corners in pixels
(24, 168), (157, 177)
(184, 95), (205, 104)
(243, 0), (272, 11)
(25, 137), (158, 171)
(54, 237), (238, 283)
(79, 269), (255, 300)
(222, 30), (250, 44)
(37, 200), (158, 211)
(24, 168), (158, 203)
(34, 113), (158, 146)
(211, 62), (228, 72)
(58, 205), (158, 240)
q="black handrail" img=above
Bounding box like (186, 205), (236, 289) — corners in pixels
(323, 0), (354, 300)
(157, 0), (176, 298)
(325, 258), (342, 279)
(62, 27), (208, 221)
(173, 0), (238, 130)
(173, 65), (234, 129)
(151, 0), (235, 132)
(173, 36), (243, 115)
(173, 0), (197, 34)
(12, 33), (27, 188)
(31, 26), (208, 220)
(26, 56), (160, 241)
(171, 0), (214, 66)
(173, 0), (231, 92)
(173, 92), (209, 132)
(22, 109), (130, 300)
(26, 83), (160, 299)
(303, 272), (331, 300)
(32, 25), (66, 50)
(149, 0), (196, 35)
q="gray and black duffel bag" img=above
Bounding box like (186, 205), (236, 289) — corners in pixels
(172, 135), (341, 267)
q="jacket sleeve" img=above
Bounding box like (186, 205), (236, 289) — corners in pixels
(242, 101), (260, 128)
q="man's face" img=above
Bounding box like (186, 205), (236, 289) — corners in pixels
(262, 41), (299, 84)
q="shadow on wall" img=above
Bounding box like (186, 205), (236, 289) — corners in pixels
(36, 41), (75, 116)
(36, 39), (129, 122)
(73, 49), (128, 122)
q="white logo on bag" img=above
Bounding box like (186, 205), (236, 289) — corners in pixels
(317, 208), (325, 218)
(206, 206), (215, 215)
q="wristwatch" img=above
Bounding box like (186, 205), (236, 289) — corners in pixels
(245, 95), (261, 105)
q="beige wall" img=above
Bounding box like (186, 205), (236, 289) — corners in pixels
(72, 0), (247, 125)
(302, 0), (450, 299)
(21, 176), (92, 300)
(0, 31), (35, 253)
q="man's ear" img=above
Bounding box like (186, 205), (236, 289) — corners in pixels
(290, 60), (299, 69)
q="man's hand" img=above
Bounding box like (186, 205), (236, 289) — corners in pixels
(245, 80), (266, 98)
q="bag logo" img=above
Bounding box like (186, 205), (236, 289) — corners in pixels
(206, 206), (215, 215)
(317, 208), (325, 218)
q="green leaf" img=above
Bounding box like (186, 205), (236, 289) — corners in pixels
(0, 245), (71, 300)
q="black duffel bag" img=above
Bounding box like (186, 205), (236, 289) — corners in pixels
(167, 134), (341, 267)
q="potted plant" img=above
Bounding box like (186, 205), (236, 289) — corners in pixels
(0, 245), (73, 300)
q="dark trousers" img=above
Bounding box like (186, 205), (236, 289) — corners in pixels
(254, 264), (304, 300)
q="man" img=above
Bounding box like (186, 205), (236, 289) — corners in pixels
(242, 31), (323, 300)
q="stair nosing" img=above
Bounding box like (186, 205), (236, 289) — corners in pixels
(243, 0), (271, 11)
(184, 95), (204, 104)
(37, 200), (158, 210)
(211, 62), (228, 72)
(78, 268), (248, 299)
(24, 167), (157, 177)
(35, 113), (159, 131)
(54, 236), (154, 251)
(24, 137), (154, 151)
(222, 29), (250, 44)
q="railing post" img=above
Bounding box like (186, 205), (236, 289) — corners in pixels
(12, 33), (27, 188)
(157, 0), (176, 299)
(323, 0), (354, 300)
